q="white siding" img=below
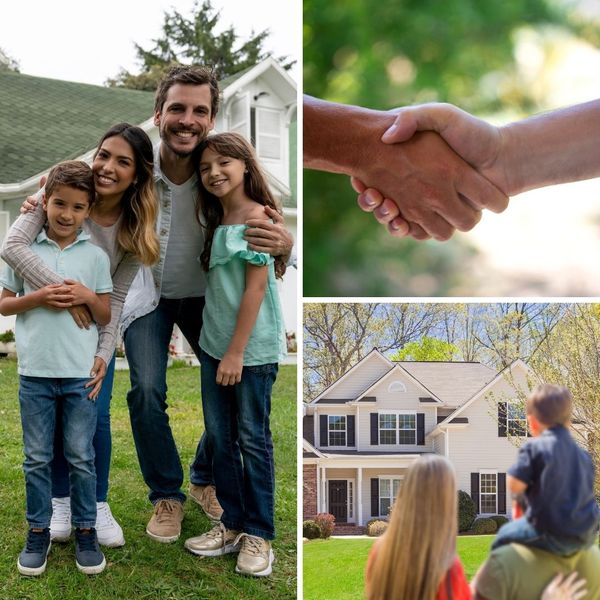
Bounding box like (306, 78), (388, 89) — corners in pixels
(321, 354), (390, 400)
(315, 406), (356, 449)
(359, 468), (407, 525)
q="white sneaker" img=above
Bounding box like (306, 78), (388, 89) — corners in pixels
(96, 502), (125, 547)
(50, 497), (72, 542)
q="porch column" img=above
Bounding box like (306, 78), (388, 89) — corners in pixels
(358, 467), (363, 526)
(316, 465), (320, 516)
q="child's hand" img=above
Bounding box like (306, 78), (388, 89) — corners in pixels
(35, 283), (74, 309)
(63, 279), (94, 306)
(216, 351), (243, 386)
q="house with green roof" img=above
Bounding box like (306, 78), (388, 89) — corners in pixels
(0, 57), (297, 338)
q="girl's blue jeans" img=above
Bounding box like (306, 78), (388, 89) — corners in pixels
(52, 355), (115, 502)
(199, 349), (277, 540)
(19, 375), (97, 528)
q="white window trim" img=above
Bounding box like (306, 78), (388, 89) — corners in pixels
(379, 410), (417, 446)
(479, 470), (498, 515)
(388, 380), (407, 393)
(377, 476), (404, 518)
(328, 414), (347, 447)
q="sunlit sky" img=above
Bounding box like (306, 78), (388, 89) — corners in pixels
(1, 0), (299, 85)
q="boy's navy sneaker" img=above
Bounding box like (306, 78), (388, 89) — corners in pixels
(17, 528), (51, 576)
(75, 528), (106, 575)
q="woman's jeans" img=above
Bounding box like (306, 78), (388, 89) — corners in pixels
(200, 349), (277, 540)
(20, 376), (97, 528)
(52, 355), (115, 502)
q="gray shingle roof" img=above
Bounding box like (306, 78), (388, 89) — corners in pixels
(0, 71), (155, 184)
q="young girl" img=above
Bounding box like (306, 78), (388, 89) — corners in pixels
(1, 123), (159, 547)
(183, 132), (286, 577)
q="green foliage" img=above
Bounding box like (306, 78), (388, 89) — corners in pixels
(303, 520), (322, 540)
(392, 336), (458, 361)
(458, 490), (477, 532)
(107, 0), (294, 90)
(489, 515), (509, 529)
(366, 519), (388, 537)
(0, 47), (19, 72)
(0, 329), (15, 343)
(471, 517), (498, 535)
(314, 513), (336, 539)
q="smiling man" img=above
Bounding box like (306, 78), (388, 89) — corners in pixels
(120, 66), (293, 544)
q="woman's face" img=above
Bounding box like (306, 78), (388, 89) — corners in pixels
(92, 135), (137, 199)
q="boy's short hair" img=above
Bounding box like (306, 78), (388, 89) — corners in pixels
(45, 161), (95, 205)
(154, 65), (220, 118)
(526, 384), (572, 426)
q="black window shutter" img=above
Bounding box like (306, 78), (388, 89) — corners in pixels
(347, 415), (355, 446)
(498, 402), (507, 437)
(417, 413), (425, 445)
(320, 414), (328, 447)
(471, 473), (480, 513)
(498, 473), (506, 514)
(370, 413), (379, 445)
(371, 478), (379, 517)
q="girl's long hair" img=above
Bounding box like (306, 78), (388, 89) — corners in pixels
(94, 123), (159, 266)
(366, 455), (458, 600)
(195, 132), (286, 278)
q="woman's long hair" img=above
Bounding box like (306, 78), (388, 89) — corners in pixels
(366, 455), (458, 600)
(94, 123), (159, 266)
(195, 132), (286, 278)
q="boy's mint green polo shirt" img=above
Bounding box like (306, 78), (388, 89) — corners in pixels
(199, 225), (287, 365)
(0, 229), (113, 378)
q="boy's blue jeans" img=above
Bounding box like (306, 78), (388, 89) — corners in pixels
(52, 355), (116, 502)
(492, 516), (596, 556)
(199, 349), (277, 540)
(19, 376), (97, 529)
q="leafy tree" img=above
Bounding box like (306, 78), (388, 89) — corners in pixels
(391, 336), (458, 362)
(106, 0), (294, 90)
(0, 47), (19, 72)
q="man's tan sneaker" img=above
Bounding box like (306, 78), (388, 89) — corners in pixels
(184, 523), (241, 557)
(234, 534), (274, 577)
(146, 499), (184, 543)
(189, 484), (223, 522)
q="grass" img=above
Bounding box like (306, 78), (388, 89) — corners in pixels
(0, 357), (297, 599)
(302, 535), (494, 600)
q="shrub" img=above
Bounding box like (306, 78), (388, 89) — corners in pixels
(314, 513), (335, 538)
(366, 519), (388, 537)
(471, 517), (498, 535)
(457, 490), (477, 532)
(490, 515), (509, 529)
(0, 329), (15, 343)
(303, 520), (321, 540)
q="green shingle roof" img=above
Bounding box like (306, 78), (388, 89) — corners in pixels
(0, 71), (155, 184)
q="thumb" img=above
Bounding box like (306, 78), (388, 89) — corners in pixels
(382, 109), (421, 143)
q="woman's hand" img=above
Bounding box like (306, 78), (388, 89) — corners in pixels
(541, 572), (587, 600)
(85, 357), (107, 400)
(68, 305), (93, 329)
(20, 176), (46, 214)
(216, 351), (243, 386)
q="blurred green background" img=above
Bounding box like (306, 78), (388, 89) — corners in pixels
(303, 0), (600, 297)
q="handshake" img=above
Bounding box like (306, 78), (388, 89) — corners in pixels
(304, 95), (600, 241)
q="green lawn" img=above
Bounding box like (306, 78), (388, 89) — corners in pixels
(0, 357), (297, 599)
(303, 535), (494, 600)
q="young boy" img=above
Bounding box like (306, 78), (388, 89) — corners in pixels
(492, 384), (600, 556)
(0, 161), (113, 576)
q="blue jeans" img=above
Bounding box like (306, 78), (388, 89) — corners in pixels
(52, 355), (115, 502)
(19, 376), (97, 528)
(200, 349), (277, 540)
(124, 297), (213, 504)
(492, 516), (595, 556)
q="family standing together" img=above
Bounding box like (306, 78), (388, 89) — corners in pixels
(0, 65), (293, 577)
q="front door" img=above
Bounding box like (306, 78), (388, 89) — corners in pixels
(329, 480), (348, 523)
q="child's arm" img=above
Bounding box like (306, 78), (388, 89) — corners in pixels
(217, 263), (268, 386)
(0, 284), (73, 315)
(63, 280), (111, 326)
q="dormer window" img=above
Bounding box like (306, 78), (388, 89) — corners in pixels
(388, 380), (406, 393)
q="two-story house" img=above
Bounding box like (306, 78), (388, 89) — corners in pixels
(303, 349), (535, 533)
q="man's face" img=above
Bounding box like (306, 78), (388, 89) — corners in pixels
(154, 83), (215, 157)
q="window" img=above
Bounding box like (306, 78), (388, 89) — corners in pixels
(379, 478), (401, 516)
(480, 473), (497, 514)
(507, 403), (528, 436)
(328, 415), (346, 446)
(388, 380), (406, 393)
(379, 412), (416, 445)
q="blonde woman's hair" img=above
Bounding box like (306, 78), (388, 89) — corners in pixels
(366, 455), (458, 600)
(94, 123), (160, 266)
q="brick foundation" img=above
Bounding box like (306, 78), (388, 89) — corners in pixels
(303, 464), (317, 519)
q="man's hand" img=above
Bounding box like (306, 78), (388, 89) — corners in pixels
(303, 96), (508, 241)
(216, 351), (243, 386)
(245, 205), (294, 259)
(84, 356), (107, 400)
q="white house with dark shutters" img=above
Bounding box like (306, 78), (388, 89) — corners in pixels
(302, 349), (536, 533)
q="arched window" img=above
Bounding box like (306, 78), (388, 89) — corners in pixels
(388, 380), (406, 393)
